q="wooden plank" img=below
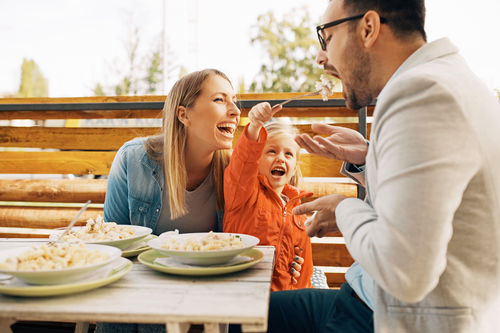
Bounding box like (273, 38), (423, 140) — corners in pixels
(0, 124), (370, 150)
(0, 179), (352, 203)
(0, 151), (350, 177)
(0, 151), (115, 175)
(0, 206), (103, 229)
(300, 182), (357, 200)
(0, 107), (370, 120)
(0, 93), (341, 104)
(0, 179), (106, 203)
(0, 109), (163, 120)
(0, 127), (159, 150)
(0, 227), (53, 238)
(0, 96), (167, 104)
(300, 155), (345, 177)
(325, 272), (346, 288)
(311, 243), (354, 267)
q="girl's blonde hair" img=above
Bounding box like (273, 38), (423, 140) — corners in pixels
(264, 120), (303, 188)
(145, 69), (232, 219)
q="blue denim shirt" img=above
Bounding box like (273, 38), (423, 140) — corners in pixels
(104, 137), (223, 233)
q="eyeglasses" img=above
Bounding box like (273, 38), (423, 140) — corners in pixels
(316, 14), (387, 51)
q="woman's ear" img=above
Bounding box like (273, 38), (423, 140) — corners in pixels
(177, 106), (190, 126)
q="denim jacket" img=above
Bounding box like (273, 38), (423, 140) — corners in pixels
(104, 137), (223, 233)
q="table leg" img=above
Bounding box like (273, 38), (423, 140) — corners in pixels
(0, 318), (14, 333)
(74, 321), (89, 333)
(241, 322), (267, 332)
(165, 322), (190, 333)
(204, 323), (228, 333)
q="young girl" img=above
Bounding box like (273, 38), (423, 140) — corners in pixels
(223, 102), (313, 291)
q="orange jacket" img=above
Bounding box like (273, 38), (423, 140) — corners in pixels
(223, 125), (313, 291)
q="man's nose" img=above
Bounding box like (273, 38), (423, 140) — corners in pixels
(316, 48), (327, 65)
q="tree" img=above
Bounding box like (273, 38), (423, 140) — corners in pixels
(93, 83), (105, 96)
(248, 7), (332, 92)
(146, 50), (162, 94)
(17, 58), (48, 97)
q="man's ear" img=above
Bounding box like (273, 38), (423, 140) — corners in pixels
(177, 106), (190, 126)
(360, 10), (382, 49)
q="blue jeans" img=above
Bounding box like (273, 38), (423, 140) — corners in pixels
(268, 283), (373, 333)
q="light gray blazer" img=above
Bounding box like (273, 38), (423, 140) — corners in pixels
(337, 38), (500, 332)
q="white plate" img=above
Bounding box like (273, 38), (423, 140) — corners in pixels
(148, 232), (260, 266)
(0, 243), (121, 285)
(0, 257), (132, 297)
(50, 225), (152, 250)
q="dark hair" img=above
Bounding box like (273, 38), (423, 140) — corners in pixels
(342, 0), (426, 41)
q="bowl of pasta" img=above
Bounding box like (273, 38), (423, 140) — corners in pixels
(0, 243), (121, 285)
(148, 231), (260, 266)
(49, 215), (152, 250)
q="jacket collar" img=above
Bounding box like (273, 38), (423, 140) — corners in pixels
(385, 37), (459, 88)
(258, 175), (313, 204)
(140, 149), (164, 190)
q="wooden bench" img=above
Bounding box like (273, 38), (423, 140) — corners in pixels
(0, 93), (373, 288)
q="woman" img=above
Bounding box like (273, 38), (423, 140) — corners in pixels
(97, 69), (239, 333)
(97, 69), (307, 333)
(103, 69), (238, 234)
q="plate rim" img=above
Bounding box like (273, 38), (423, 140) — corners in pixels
(121, 234), (158, 258)
(0, 257), (132, 297)
(148, 232), (259, 257)
(0, 243), (122, 275)
(138, 248), (264, 276)
(50, 225), (153, 247)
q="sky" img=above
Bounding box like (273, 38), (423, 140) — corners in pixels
(0, 0), (499, 97)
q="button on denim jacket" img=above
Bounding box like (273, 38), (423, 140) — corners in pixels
(104, 137), (223, 232)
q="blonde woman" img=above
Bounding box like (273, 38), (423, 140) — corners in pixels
(103, 69), (239, 234)
(99, 69), (309, 333)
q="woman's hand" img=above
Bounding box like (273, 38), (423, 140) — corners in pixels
(290, 246), (305, 284)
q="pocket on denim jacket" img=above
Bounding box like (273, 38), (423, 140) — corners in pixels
(129, 197), (152, 227)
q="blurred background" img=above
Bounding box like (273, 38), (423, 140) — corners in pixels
(0, 0), (499, 99)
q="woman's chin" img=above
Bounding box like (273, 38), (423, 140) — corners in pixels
(217, 141), (233, 150)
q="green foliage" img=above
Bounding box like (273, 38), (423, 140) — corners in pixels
(248, 7), (325, 92)
(17, 58), (48, 97)
(146, 51), (162, 94)
(93, 83), (105, 96)
(495, 89), (500, 101)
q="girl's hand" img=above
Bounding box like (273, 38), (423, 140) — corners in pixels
(247, 103), (282, 141)
(290, 246), (304, 284)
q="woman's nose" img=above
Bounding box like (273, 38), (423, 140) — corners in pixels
(228, 101), (241, 117)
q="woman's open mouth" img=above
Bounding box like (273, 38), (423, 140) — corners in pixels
(217, 122), (236, 138)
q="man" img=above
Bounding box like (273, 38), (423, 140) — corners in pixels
(268, 0), (500, 332)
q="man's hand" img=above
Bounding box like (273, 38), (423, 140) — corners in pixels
(247, 102), (282, 141)
(293, 194), (347, 237)
(295, 123), (368, 165)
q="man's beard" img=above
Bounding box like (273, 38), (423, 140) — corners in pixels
(342, 39), (374, 110)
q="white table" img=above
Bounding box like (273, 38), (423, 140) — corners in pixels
(0, 240), (275, 333)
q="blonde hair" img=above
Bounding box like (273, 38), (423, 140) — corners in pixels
(264, 120), (302, 187)
(145, 69), (232, 219)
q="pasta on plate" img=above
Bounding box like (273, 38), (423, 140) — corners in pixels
(0, 243), (109, 271)
(160, 231), (244, 251)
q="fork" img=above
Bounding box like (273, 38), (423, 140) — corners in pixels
(275, 90), (321, 107)
(49, 200), (91, 245)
